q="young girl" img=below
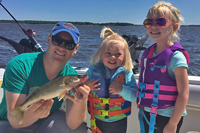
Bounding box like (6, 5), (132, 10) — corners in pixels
(137, 1), (189, 133)
(85, 27), (137, 133)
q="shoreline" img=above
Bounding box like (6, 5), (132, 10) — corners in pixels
(0, 20), (199, 27)
(0, 20), (135, 26)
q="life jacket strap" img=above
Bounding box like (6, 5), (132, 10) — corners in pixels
(91, 118), (96, 130)
(90, 118), (102, 133)
(138, 82), (177, 92)
(148, 80), (160, 133)
(89, 93), (103, 133)
(137, 91), (177, 101)
(88, 94), (126, 104)
(88, 106), (131, 117)
(88, 93), (130, 133)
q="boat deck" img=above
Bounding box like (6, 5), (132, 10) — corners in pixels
(0, 68), (200, 132)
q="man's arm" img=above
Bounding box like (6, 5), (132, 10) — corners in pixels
(6, 91), (54, 129)
(65, 84), (90, 130)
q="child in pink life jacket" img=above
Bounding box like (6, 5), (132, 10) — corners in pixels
(85, 27), (137, 133)
(137, 1), (189, 133)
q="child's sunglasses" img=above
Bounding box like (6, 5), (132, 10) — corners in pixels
(51, 35), (77, 50)
(143, 17), (174, 29)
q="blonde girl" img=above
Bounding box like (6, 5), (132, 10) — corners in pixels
(85, 27), (137, 133)
(137, 1), (189, 133)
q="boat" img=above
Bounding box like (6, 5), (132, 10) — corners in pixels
(1, 66), (200, 133)
(0, 2), (200, 133)
(1, 34), (200, 133)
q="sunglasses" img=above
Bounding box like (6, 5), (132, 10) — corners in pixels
(143, 17), (174, 29)
(51, 35), (77, 50)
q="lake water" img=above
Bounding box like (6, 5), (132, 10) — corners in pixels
(0, 23), (200, 76)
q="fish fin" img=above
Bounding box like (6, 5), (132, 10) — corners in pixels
(59, 84), (65, 87)
(27, 86), (40, 98)
(10, 106), (24, 125)
(59, 81), (69, 87)
(58, 91), (66, 101)
(63, 97), (67, 101)
(63, 91), (69, 101)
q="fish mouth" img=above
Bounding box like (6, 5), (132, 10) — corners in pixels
(80, 75), (88, 82)
(64, 75), (88, 88)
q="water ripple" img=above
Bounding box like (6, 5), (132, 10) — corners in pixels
(0, 24), (200, 76)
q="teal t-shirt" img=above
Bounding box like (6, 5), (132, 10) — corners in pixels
(0, 52), (78, 120)
(144, 51), (188, 117)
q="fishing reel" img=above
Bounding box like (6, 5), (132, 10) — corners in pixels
(122, 34), (147, 74)
(26, 29), (38, 37)
(122, 35), (146, 50)
(18, 29), (42, 54)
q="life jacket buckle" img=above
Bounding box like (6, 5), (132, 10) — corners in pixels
(150, 105), (158, 117)
(137, 91), (145, 99)
(98, 110), (110, 117)
(139, 82), (146, 90)
(90, 119), (96, 129)
(99, 98), (110, 104)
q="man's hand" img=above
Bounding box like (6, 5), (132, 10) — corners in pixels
(65, 84), (90, 130)
(65, 84), (90, 103)
(27, 99), (54, 119)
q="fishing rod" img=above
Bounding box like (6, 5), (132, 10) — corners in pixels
(0, 0), (43, 52)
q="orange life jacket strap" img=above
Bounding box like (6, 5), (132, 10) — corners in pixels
(88, 94), (126, 104)
(89, 94), (129, 133)
(91, 126), (102, 133)
(88, 106), (131, 116)
(90, 117), (103, 133)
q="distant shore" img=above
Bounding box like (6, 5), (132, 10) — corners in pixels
(0, 20), (136, 26)
(0, 20), (199, 26)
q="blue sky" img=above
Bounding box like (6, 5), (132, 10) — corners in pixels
(0, 0), (200, 25)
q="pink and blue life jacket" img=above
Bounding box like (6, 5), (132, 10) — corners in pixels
(137, 42), (189, 133)
(137, 42), (189, 109)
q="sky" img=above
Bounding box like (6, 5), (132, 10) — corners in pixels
(0, 0), (200, 25)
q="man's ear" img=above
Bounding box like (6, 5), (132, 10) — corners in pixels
(73, 44), (79, 54)
(47, 34), (51, 45)
(173, 23), (179, 31)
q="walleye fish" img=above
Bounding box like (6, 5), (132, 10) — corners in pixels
(10, 75), (88, 125)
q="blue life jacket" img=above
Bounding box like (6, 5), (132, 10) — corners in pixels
(88, 66), (131, 121)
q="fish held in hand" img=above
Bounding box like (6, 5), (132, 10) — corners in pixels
(10, 75), (88, 125)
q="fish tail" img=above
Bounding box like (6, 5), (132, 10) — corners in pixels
(10, 106), (24, 125)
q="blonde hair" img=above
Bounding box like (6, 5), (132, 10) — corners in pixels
(90, 27), (133, 71)
(147, 1), (184, 41)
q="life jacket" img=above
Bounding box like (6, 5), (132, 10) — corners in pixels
(88, 66), (131, 133)
(137, 42), (189, 133)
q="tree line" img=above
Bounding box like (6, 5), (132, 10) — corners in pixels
(0, 20), (135, 26)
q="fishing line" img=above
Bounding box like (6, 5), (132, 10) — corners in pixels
(0, 3), (27, 35)
(0, 1), (44, 52)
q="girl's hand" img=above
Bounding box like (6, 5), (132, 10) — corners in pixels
(163, 122), (177, 133)
(85, 79), (101, 91)
(109, 81), (122, 95)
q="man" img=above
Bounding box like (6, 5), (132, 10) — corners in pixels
(0, 22), (89, 133)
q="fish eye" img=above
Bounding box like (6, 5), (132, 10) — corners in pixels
(78, 75), (82, 78)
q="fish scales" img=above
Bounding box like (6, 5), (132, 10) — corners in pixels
(10, 75), (88, 125)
